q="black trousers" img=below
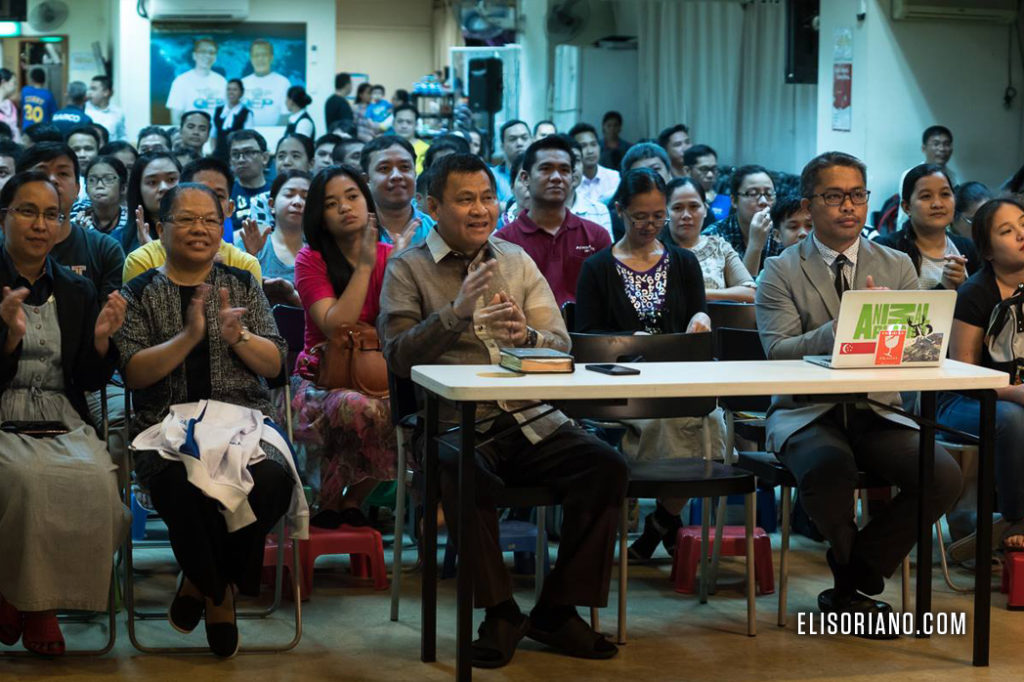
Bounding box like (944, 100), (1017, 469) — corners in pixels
(145, 458), (293, 603)
(778, 405), (962, 578)
(428, 414), (628, 609)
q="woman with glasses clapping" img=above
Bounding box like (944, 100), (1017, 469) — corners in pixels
(0, 171), (129, 656)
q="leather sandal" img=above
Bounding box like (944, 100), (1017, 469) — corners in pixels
(527, 612), (618, 659)
(471, 612), (530, 669)
(21, 611), (65, 657)
(168, 573), (205, 634)
(0, 595), (22, 646)
(1001, 519), (1024, 552)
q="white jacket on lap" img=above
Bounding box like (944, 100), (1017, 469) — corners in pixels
(133, 400), (309, 538)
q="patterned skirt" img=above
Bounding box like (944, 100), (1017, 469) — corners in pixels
(289, 376), (396, 506)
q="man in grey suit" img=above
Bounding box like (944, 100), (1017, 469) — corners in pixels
(756, 151), (962, 625)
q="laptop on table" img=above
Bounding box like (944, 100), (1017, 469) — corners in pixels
(804, 289), (956, 369)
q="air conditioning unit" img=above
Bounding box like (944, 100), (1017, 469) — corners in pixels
(147, 0), (250, 22)
(893, 0), (1018, 23)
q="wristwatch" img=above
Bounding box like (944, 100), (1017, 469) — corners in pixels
(525, 326), (539, 347)
(231, 325), (252, 347)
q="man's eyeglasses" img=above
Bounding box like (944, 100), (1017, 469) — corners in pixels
(809, 189), (871, 206)
(737, 190), (776, 201)
(230, 149), (262, 161)
(695, 165), (718, 176)
(4, 206), (63, 224)
(169, 214), (222, 230)
(87, 174), (119, 187)
(626, 212), (668, 228)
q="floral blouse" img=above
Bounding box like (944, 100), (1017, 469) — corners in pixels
(614, 251), (670, 334)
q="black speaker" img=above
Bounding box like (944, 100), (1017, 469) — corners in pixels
(785, 0), (819, 84)
(468, 58), (503, 113)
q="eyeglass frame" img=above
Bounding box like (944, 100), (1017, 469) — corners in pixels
(230, 148), (264, 161)
(2, 205), (64, 224)
(165, 214), (223, 230)
(807, 189), (872, 207)
(736, 189), (777, 201)
(625, 211), (669, 229)
(87, 174), (120, 188)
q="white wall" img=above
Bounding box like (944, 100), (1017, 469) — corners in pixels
(115, 0), (336, 143)
(518, 0), (551, 128)
(817, 0), (1024, 210)
(336, 0), (434, 99)
(579, 46), (640, 142)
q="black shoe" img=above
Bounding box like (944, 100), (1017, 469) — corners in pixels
(817, 589), (899, 640)
(205, 590), (239, 658)
(627, 513), (662, 562)
(471, 612), (530, 669)
(168, 573), (204, 634)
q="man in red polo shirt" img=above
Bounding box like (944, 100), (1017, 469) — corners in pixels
(497, 135), (612, 306)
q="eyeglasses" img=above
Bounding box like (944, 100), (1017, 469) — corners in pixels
(695, 165), (718, 176)
(4, 206), (63, 224)
(169, 214), (222, 230)
(809, 189), (871, 206)
(88, 174), (119, 187)
(737, 190), (776, 201)
(626, 212), (668, 228)
(230, 149), (262, 160)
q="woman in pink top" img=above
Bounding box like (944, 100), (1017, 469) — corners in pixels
(292, 165), (395, 528)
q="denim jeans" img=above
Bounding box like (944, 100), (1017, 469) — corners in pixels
(936, 392), (1024, 521)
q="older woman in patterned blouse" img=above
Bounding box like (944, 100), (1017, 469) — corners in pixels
(115, 182), (291, 658)
(659, 176), (756, 303)
(575, 168), (724, 563)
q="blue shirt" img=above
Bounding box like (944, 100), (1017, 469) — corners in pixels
(21, 86), (57, 130)
(235, 235), (294, 281)
(51, 106), (93, 135)
(491, 164), (513, 205)
(378, 208), (436, 248)
(231, 180), (270, 222)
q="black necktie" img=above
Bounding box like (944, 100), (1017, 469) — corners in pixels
(833, 254), (849, 301)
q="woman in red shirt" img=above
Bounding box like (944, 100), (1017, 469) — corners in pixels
(292, 165), (395, 527)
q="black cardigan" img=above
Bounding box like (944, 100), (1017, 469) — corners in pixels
(574, 244), (707, 334)
(0, 255), (118, 428)
(873, 223), (979, 284)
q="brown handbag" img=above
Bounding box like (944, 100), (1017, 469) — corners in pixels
(309, 322), (390, 398)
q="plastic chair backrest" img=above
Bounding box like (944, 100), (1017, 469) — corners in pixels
(561, 331), (716, 420)
(272, 304), (305, 374)
(387, 371), (419, 428)
(707, 301), (757, 330)
(561, 301), (576, 332)
(714, 326), (770, 412)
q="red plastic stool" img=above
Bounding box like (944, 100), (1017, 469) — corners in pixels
(1000, 552), (1024, 610)
(264, 525), (389, 599)
(670, 525), (774, 595)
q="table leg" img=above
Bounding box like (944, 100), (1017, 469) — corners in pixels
(421, 393), (439, 663)
(974, 390), (995, 666)
(456, 401), (477, 682)
(915, 390), (936, 636)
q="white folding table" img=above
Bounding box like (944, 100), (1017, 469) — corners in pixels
(411, 359), (1007, 681)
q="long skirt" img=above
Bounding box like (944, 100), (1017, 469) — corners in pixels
(290, 376), (396, 507)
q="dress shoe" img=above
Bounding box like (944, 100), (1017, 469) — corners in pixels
(817, 589), (899, 639)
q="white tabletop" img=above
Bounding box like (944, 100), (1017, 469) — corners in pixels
(410, 359), (1007, 402)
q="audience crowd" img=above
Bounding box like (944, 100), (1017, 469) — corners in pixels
(0, 67), (1021, 669)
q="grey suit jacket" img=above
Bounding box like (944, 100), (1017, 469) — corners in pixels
(755, 236), (920, 451)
